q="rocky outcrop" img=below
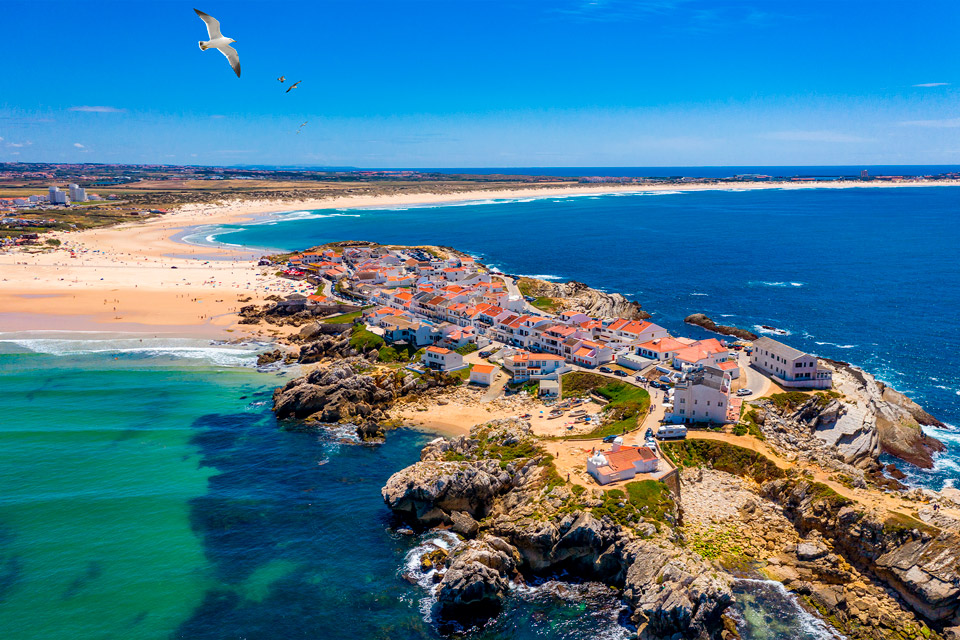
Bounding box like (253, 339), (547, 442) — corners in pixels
(516, 277), (651, 319)
(763, 478), (960, 624)
(272, 355), (461, 440)
(296, 330), (375, 364)
(382, 419), (733, 637)
(760, 362), (946, 470)
(684, 314), (758, 341)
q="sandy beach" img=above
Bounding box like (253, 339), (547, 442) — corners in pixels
(3, 178), (960, 337)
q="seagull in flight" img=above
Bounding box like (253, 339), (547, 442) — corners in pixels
(297, 121), (308, 134)
(286, 80), (302, 93)
(194, 9), (240, 78)
(278, 75), (286, 83)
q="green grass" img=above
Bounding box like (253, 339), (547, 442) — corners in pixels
(531, 296), (560, 313)
(449, 364), (474, 381)
(661, 439), (785, 483)
(321, 309), (364, 324)
(454, 343), (479, 355)
(377, 342), (419, 363)
(738, 408), (765, 440)
(349, 325), (385, 351)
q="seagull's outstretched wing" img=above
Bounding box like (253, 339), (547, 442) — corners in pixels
(219, 45), (241, 77)
(285, 80), (301, 93)
(194, 9), (222, 39)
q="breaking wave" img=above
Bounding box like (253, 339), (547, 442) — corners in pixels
(0, 334), (265, 368)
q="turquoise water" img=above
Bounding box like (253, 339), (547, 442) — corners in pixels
(0, 337), (836, 639)
(199, 186), (960, 488)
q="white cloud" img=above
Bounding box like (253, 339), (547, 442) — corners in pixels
(6, 141), (31, 148)
(0, 136), (4, 142)
(760, 130), (872, 143)
(900, 118), (960, 128)
(73, 143), (85, 149)
(913, 82), (950, 88)
(210, 114), (226, 119)
(69, 105), (126, 113)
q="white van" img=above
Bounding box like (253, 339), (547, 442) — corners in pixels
(655, 424), (688, 440)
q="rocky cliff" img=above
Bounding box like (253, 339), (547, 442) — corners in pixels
(762, 478), (960, 630)
(516, 277), (651, 320)
(382, 419), (734, 638)
(754, 362), (945, 470)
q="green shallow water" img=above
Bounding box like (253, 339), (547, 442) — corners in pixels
(0, 340), (838, 640)
(0, 350), (264, 639)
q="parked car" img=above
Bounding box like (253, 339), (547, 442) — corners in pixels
(479, 350), (492, 358)
(645, 428), (654, 440)
(602, 435), (619, 444)
(613, 369), (627, 377)
(599, 366), (613, 373)
(737, 388), (753, 396)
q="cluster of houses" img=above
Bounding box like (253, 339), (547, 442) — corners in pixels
(280, 244), (832, 413)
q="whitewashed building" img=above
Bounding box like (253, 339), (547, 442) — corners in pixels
(750, 337), (832, 389)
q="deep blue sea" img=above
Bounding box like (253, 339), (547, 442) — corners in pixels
(1, 184), (957, 639)
(199, 185), (960, 488)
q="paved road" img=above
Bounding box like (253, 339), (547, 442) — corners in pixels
(501, 276), (556, 316)
(737, 351), (779, 400)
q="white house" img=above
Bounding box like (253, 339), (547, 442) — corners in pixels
(469, 364), (496, 386)
(423, 346), (464, 372)
(503, 351), (568, 382)
(666, 366), (732, 425)
(750, 337), (832, 389)
(587, 439), (659, 485)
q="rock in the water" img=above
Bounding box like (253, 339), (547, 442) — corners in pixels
(684, 313), (759, 340)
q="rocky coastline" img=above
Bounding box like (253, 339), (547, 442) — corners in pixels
(261, 242), (959, 639)
(381, 420), (960, 640)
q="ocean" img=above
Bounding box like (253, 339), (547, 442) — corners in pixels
(0, 338), (836, 640)
(2, 184), (957, 639)
(201, 185), (960, 489)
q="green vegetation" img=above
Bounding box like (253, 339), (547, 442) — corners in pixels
(883, 512), (940, 537)
(349, 325), (385, 352)
(377, 342), (419, 363)
(808, 482), (854, 508)
(554, 372), (651, 440)
(530, 296), (560, 313)
(765, 391), (813, 412)
(589, 480), (675, 531)
(737, 408), (765, 440)
(449, 364), (475, 381)
(561, 371), (610, 398)
(684, 524), (744, 561)
(454, 343), (479, 355)
(44, 238), (61, 246)
(661, 439), (785, 483)
(321, 309), (364, 324)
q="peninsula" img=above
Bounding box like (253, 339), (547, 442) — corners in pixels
(259, 240), (960, 640)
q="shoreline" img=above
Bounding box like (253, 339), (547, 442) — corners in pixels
(3, 177), (960, 339)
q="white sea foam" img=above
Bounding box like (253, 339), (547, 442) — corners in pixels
(402, 530), (464, 624)
(337, 189), (684, 212)
(814, 341), (858, 349)
(0, 336), (263, 367)
(519, 274), (563, 281)
(690, 292), (709, 296)
(734, 579), (844, 640)
(753, 325), (792, 336)
(755, 281), (805, 288)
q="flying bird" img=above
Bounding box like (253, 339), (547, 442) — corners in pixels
(286, 80), (302, 93)
(297, 121), (308, 134)
(278, 76), (285, 83)
(194, 9), (240, 78)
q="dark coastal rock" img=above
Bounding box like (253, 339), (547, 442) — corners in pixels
(382, 419), (733, 638)
(256, 349), (283, 366)
(763, 478), (960, 623)
(435, 536), (520, 619)
(684, 313), (759, 341)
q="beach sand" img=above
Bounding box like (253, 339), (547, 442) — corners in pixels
(3, 178), (959, 336)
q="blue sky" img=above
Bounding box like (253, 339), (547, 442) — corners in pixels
(2, 0), (960, 167)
